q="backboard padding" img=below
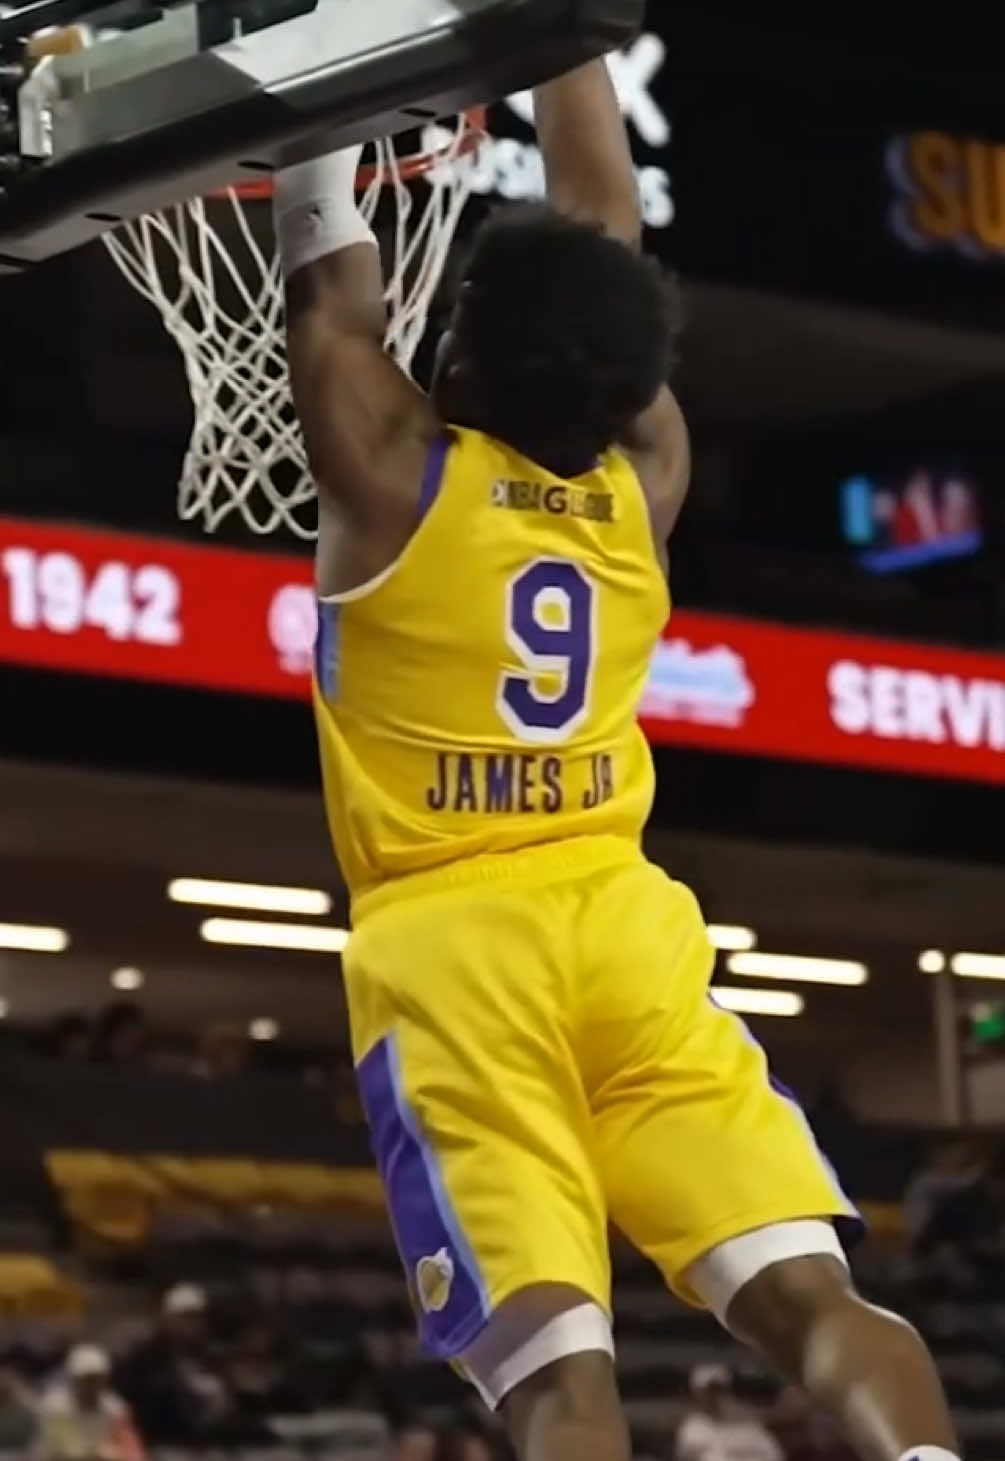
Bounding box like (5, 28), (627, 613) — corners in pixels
(0, 0), (645, 270)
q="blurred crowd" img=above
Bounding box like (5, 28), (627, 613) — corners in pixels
(6, 1018), (1004, 1461)
(1, 1278), (397, 1459)
(0, 1277), (855, 1461)
(41, 1002), (273, 1081)
(19, 1001), (351, 1093)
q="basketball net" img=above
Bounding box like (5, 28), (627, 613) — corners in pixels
(102, 116), (483, 539)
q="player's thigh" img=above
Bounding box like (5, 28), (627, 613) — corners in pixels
(345, 883), (610, 1359)
(583, 866), (860, 1309)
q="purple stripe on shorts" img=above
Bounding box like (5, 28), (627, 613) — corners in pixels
(709, 995), (866, 1251)
(356, 1033), (490, 1358)
(766, 1072), (866, 1250)
(416, 433), (451, 524)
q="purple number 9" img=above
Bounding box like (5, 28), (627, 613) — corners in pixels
(497, 558), (596, 743)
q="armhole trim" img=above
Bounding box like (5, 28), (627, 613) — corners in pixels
(318, 432), (453, 606)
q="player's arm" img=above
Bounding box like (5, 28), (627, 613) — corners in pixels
(534, 59), (642, 245)
(534, 62), (690, 542)
(275, 149), (438, 549)
(620, 384), (690, 544)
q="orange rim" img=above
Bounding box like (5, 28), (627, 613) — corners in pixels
(218, 105), (486, 202)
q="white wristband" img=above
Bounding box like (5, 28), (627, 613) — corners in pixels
(273, 145), (378, 277)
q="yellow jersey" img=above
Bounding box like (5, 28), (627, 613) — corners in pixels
(313, 425), (669, 904)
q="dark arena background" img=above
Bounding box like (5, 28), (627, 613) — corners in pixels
(2, 4), (1005, 1458)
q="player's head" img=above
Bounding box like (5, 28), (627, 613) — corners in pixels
(434, 204), (680, 470)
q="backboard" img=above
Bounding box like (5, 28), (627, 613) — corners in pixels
(0, 0), (645, 270)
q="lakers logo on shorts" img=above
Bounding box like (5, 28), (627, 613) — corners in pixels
(415, 1247), (454, 1313)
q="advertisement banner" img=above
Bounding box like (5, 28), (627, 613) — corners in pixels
(0, 516), (317, 698)
(639, 614), (1005, 787)
(2, 516), (1004, 786)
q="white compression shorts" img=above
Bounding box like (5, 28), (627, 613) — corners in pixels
(459, 1220), (845, 1408)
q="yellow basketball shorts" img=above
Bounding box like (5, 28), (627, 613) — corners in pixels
(345, 838), (862, 1360)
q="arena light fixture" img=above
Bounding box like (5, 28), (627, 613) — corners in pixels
(950, 953), (1005, 981)
(200, 918), (350, 953)
(249, 1017), (280, 1042)
(111, 967), (145, 992)
(168, 878), (332, 917)
(712, 986), (804, 1018)
(725, 952), (867, 986)
(918, 949), (947, 974)
(706, 924), (757, 952)
(0, 923), (69, 953)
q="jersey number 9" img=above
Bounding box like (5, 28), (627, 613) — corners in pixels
(497, 558), (596, 745)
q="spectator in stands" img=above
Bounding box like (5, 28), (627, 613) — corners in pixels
(904, 1135), (1003, 1279)
(388, 1421), (495, 1461)
(117, 1283), (248, 1446)
(162, 1281), (210, 1338)
(34, 1344), (145, 1461)
(807, 1078), (859, 1172)
(0, 1364), (37, 1450)
(48, 1014), (91, 1063)
(194, 1021), (250, 1079)
(388, 1420), (439, 1461)
(90, 1003), (148, 1068)
(768, 1386), (855, 1461)
(675, 1364), (782, 1461)
(440, 1425), (495, 1461)
(223, 1313), (310, 1419)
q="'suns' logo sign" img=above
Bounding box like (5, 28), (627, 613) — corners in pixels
(887, 130), (1005, 260)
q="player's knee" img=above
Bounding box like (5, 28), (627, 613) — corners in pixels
(462, 1290), (626, 1461)
(502, 1351), (628, 1461)
(726, 1252), (851, 1358)
(725, 1253), (915, 1380)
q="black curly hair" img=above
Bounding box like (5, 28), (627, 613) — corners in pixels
(436, 204), (681, 472)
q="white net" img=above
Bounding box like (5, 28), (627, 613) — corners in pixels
(102, 118), (478, 539)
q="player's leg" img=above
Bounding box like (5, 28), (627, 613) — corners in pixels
(500, 1350), (630, 1461)
(581, 860), (960, 1461)
(716, 1250), (957, 1461)
(460, 1293), (629, 1461)
(342, 872), (628, 1461)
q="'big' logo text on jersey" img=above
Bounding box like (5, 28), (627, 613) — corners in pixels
(491, 480), (614, 522)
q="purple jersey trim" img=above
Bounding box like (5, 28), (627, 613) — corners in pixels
(417, 433), (451, 524)
(314, 600), (340, 700)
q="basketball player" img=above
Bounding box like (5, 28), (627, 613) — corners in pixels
(274, 58), (961, 1461)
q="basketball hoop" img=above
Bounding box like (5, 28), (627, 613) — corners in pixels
(102, 110), (485, 540)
